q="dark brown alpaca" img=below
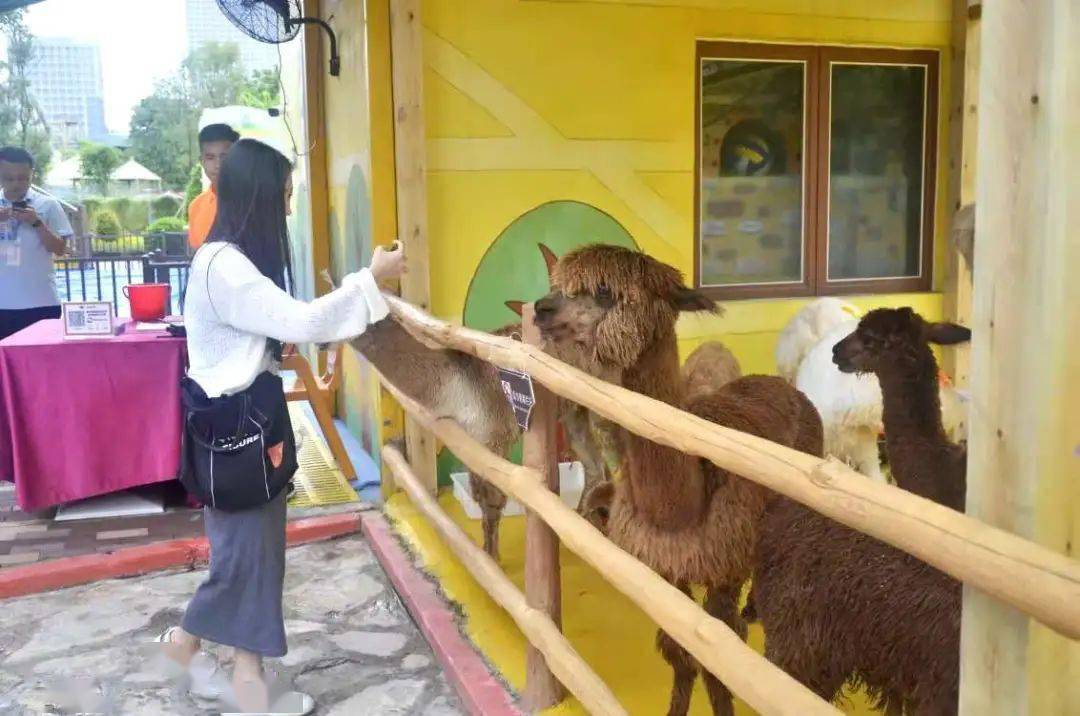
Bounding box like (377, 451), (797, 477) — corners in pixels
(534, 245), (823, 716)
(751, 308), (970, 715)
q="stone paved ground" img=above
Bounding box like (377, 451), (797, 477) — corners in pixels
(0, 535), (465, 715)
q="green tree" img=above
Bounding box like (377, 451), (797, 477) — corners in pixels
(129, 41), (270, 191)
(240, 68), (281, 109)
(0, 9), (53, 176)
(78, 143), (122, 196)
(129, 92), (197, 190)
(180, 42), (249, 108)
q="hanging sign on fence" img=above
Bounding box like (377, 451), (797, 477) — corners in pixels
(497, 367), (536, 430)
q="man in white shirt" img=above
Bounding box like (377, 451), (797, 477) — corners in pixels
(0, 146), (74, 340)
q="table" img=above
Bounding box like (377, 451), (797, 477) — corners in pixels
(0, 320), (186, 511)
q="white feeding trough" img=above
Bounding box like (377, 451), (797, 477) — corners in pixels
(450, 461), (585, 519)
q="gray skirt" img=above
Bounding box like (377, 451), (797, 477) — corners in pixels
(182, 490), (288, 657)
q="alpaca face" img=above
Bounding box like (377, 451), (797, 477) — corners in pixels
(533, 244), (717, 380)
(833, 307), (971, 375)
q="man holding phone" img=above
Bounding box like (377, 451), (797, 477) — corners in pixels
(0, 146), (74, 341)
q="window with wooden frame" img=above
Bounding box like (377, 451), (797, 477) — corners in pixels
(695, 42), (939, 299)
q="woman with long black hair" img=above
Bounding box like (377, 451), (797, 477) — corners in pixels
(157, 138), (404, 714)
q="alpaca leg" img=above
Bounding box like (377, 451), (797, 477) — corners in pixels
(656, 583), (698, 716)
(701, 586), (744, 716)
(588, 412), (624, 483)
(469, 473), (506, 562)
(560, 403), (606, 506)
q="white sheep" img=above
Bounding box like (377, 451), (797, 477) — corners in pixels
(778, 300), (970, 482)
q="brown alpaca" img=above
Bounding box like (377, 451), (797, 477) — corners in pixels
(683, 341), (741, 403)
(534, 245), (823, 716)
(350, 320), (521, 558)
(751, 308), (970, 715)
(581, 344), (741, 533)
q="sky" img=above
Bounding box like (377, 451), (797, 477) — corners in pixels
(20, 0), (189, 134)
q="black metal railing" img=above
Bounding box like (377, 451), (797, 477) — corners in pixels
(57, 232), (191, 318)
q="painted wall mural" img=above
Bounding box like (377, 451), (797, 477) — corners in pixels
(329, 163), (382, 462)
(463, 200), (638, 332)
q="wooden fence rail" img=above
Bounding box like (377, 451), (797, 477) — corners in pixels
(381, 444), (627, 716)
(382, 294), (1080, 640)
(372, 363), (839, 716)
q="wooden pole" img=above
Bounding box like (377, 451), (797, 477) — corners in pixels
(959, 0), (1080, 713)
(942, 0), (979, 387)
(520, 304), (565, 711)
(388, 0), (438, 493)
(378, 294), (1080, 639)
(372, 368), (838, 716)
(382, 445), (626, 716)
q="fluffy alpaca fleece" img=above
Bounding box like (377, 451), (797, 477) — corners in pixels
(580, 341), (742, 534)
(535, 244), (823, 716)
(775, 297), (860, 383)
(682, 341), (741, 404)
(350, 320), (520, 559)
(752, 308), (969, 714)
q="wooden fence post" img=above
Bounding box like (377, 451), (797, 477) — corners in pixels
(388, 0), (438, 493)
(960, 0), (1080, 712)
(521, 304), (565, 711)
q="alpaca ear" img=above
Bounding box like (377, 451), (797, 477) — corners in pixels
(925, 322), (971, 345)
(672, 286), (722, 315)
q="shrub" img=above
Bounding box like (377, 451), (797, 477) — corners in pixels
(147, 216), (186, 233)
(150, 194), (182, 219)
(106, 197), (149, 233)
(184, 164), (203, 214)
(81, 197), (103, 218)
(90, 209), (122, 237)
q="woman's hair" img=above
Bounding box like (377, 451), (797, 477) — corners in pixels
(206, 138), (294, 294)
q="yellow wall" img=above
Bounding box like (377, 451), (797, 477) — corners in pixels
(304, 0), (402, 458)
(421, 0), (953, 374)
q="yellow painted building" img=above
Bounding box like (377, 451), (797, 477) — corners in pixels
(278, 1), (1078, 714)
(298, 0), (958, 462)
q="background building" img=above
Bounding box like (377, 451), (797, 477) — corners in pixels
(23, 37), (106, 146)
(184, 0), (279, 74)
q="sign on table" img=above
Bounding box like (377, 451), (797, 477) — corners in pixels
(62, 302), (114, 337)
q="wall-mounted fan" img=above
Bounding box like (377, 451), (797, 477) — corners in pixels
(216, 0), (341, 76)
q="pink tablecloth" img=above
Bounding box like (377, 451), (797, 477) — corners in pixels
(0, 320), (186, 510)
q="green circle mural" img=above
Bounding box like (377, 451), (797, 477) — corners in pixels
(462, 201), (638, 332)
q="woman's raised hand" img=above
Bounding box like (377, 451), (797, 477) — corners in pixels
(370, 241), (406, 283)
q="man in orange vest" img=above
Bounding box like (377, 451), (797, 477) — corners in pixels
(187, 123), (240, 250)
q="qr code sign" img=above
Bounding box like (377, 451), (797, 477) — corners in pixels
(69, 310), (86, 328)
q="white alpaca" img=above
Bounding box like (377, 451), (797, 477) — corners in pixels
(774, 297), (860, 383)
(780, 302), (970, 483)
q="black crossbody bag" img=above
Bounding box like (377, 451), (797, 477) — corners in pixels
(179, 372), (297, 511)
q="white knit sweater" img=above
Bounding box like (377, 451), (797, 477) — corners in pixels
(184, 242), (388, 398)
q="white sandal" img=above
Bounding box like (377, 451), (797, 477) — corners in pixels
(153, 627), (230, 701)
(222, 690), (315, 715)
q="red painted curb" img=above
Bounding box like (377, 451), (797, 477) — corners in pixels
(0, 512), (361, 600)
(359, 511), (522, 716)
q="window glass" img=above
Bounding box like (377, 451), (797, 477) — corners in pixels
(699, 59), (805, 287)
(827, 64), (927, 280)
